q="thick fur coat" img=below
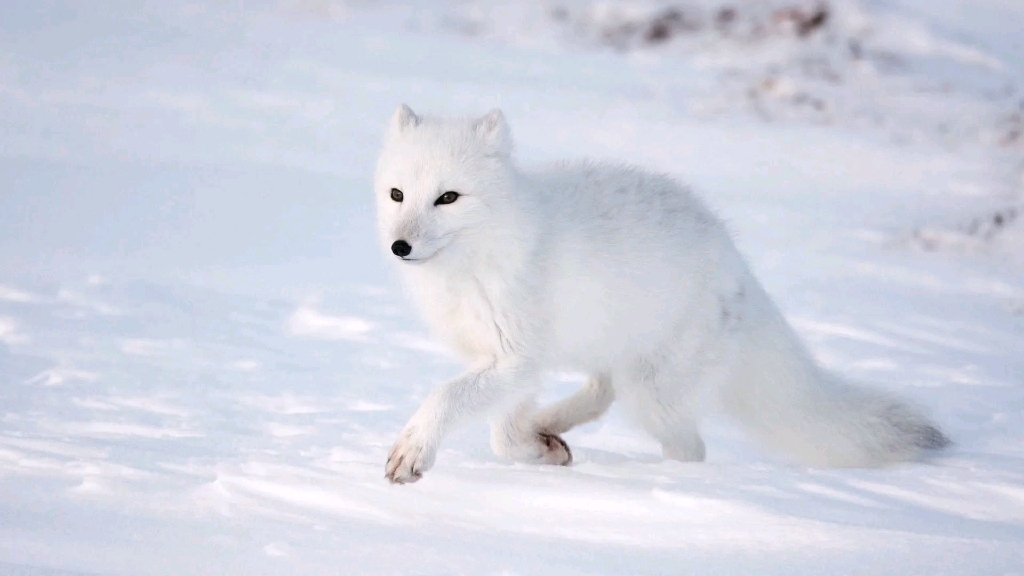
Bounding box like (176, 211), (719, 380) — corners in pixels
(374, 105), (948, 484)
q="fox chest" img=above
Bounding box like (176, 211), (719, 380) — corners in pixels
(404, 273), (509, 361)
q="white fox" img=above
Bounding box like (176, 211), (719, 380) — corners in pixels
(375, 105), (948, 484)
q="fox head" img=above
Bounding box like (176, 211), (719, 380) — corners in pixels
(374, 105), (519, 267)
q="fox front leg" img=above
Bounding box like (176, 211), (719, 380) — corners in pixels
(386, 361), (532, 484)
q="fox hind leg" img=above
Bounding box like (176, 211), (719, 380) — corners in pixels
(615, 357), (708, 463)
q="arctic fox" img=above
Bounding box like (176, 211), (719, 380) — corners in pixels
(375, 104), (948, 484)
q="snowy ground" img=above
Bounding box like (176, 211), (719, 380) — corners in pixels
(1, 1), (1023, 574)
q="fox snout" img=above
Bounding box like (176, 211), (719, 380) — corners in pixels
(391, 240), (412, 257)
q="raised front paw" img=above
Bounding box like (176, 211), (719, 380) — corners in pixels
(385, 428), (436, 484)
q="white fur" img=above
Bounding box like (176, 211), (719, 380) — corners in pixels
(375, 105), (948, 484)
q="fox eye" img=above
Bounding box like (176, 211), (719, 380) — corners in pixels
(390, 188), (403, 202)
(434, 191), (459, 206)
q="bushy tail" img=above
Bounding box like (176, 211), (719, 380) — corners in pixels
(722, 317), (949, 468)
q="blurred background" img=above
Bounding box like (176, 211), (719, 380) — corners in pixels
(1, 2), (1022, 575)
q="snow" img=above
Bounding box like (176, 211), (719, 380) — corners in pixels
(1, 0), (1023, 574)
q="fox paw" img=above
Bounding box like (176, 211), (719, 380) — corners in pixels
(536, 432), (573, 466)
(385, 428), (436, 484)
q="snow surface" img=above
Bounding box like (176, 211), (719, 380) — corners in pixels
(1, 1), (1023, 574)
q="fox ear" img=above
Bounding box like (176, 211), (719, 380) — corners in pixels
(389, 104), (421, 134)
(474, 108), (512, 156)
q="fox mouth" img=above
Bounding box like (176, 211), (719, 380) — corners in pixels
(399, 256), (431, 264)
(399, 247), (443, 264)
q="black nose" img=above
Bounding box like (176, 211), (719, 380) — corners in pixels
(391, 240), (412, 257)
